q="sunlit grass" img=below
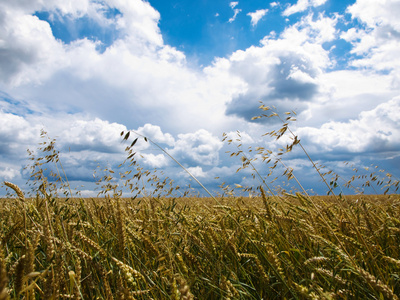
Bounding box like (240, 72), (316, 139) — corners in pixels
(1, 189), (399, 299)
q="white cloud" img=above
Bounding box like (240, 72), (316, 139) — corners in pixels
(288, 67), (317, 84)
(283, 0), (328, 16)
(281, 13), (338, 45)
(319, 70), (392, 99)
(0, 108), (129, 186)
(0, 91), (227, 187)
(344, 0), (400, 87)
(228, 2), (241, 23)
(221, 13), (337, 120)
(298, 97), (400, 153)
(300, 69), (396, 126)
(136, 124), (175, 147)
(0, 166), (20, 181)
(283, 0), (309, 16)
(1, 0), (399, 196)
(141, 153), (169, 168)
(170, 130), (223, 166)
(79, 189), (98, 197)
(0, 100), (224, 190)
(230, 2), (239, 9)
(108, 0), (163, 49)
(224, 131), (255, 144)
(0, 110), (42, 155)
(59, 150), (125, 183)
(0, 0), (243, 137)
(184, 166), (207, 178)
(347, 0), (400, 31)
(157, 45), (187, 66)
(0, 0), (91, 15)
(247, 9), (269, 27)
(60, 118), (127, 152)
(0, 12), (65, 86)
(0, 0), (163, 87)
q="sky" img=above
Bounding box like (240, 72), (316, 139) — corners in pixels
(0, 0), (399, 197)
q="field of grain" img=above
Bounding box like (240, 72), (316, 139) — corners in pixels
(1, 181), (400, 299)
(1, 111), (400, 299)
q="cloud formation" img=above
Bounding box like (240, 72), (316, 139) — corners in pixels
(298, 96), (400, 153)
(169, 130), (223, 167)
(228, 1), (242, 23)
(283, 0), (328, 16)
(247, 9), (269, 27)
(0, 0), (399, 195)
(343, 0), (400, 87)
(223, 12), (336, 121)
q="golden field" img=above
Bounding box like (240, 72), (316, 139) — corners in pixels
(1, 187), (399, 299)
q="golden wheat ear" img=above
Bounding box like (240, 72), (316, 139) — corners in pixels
(3, 181), (25, 202)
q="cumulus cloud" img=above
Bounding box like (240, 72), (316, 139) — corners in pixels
(141, 153), (169, 168)
(306, 70), (396, 124)
(0, 0), (242, 137)
(0, 91), (226, 187)
(107, 0), (163, 49)
(343, 0), (400, 87)
(0, 0), (240, 189)
(170, 130), (223, 166)
(222, 13), (336, 121)
(184, 166), (207, 178)
(283, 0), (328, 16)
(1, 0), (399, 196)
(58, 150), (124, 182)
(0, 95), (129, 183)
(0, 0), (162, 86)
(298, 97), (400, 153)
(281, 12), (338, 44)
(0, 110), (42, 156)
(347, 0), (400, 31)
(0, 0), (91, 16)
(247, 9), (269, 27)
(0, 12), (65, 85)
(60, 118), (127, 153)
(224, 131), (255, 144)
(136, 124), (175, 147)
(0, 165), (20, 181)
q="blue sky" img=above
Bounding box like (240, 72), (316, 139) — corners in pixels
(0, 0), (399, 197)
(148, 0), (356, 66)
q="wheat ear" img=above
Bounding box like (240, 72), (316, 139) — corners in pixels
(3, 182), (25, 201)
(357, 267), (398, 300)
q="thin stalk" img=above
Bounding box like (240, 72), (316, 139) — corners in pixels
(130, 131), (216, 201)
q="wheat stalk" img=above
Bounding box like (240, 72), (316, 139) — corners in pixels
(0, 246), (9, 300)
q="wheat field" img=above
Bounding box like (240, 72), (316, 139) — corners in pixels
(1, 108), (399, 299)
(1, 181), (400, 299)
